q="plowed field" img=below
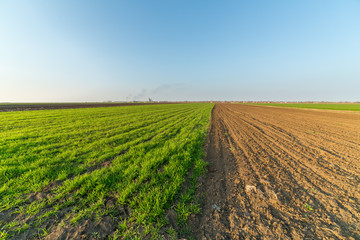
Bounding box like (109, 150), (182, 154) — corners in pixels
(192, 103), (360, 239)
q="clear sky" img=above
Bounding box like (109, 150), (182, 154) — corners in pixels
(1, 0), (359, 102)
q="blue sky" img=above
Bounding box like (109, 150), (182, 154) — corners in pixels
(1, 0), (359, 102)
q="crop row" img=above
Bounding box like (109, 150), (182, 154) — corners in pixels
(0, 103), (213, 239)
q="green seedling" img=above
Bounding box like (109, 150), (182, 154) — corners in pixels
(39, 227), (49, 238)
(0, 231), (10, 239)
(303, 203), (313, 211)
(90, 232), (100, 238)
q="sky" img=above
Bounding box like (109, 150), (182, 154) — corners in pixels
(1, 0), (360, 102)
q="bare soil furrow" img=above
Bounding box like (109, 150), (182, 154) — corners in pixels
(224, 105), (360, 190)
(192, 103), (360, 240)
(229, 104), (360, 151)
(226, 105), (360, 171)
(222, 111), (346, 200)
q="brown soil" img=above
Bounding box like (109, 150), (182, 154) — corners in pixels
(192, 103), (360, 239)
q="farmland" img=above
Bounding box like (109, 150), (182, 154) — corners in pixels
(0, 102), (176, 112)
(191, 104), (360, 239)
(1, 102), (360, 240)
(249, 102), (360, 111)
(0, 103), (213, 239)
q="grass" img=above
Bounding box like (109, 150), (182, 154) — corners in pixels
(248, 103), (360, 111)
(0, 103), (214, 239)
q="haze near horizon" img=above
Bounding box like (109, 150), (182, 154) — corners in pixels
(1, 0), (359, 102)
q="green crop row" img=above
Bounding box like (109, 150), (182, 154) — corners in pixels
(0, 103), (213, 239)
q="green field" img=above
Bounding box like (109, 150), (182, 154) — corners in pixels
(0, 103), (213, 239)
(249, 103), (360, 111)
